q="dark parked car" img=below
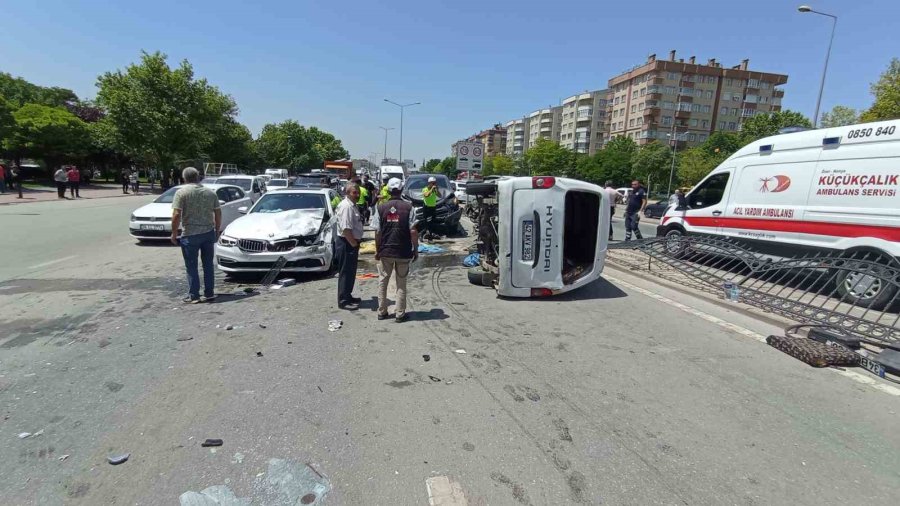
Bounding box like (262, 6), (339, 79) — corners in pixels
(401, 174), (462, 232)
(643, 199), (669, 219)
(292, 173), (332, 189)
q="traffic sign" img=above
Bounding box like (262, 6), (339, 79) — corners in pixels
(456, 141), (484, 174)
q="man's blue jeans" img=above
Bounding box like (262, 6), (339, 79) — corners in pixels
(180, 230), (216, 299)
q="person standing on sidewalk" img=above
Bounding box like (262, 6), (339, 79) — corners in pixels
(0, 163), (6, 194)
(373, 178), (418, 323)
(170, 167), (221, 304)
(130, 170), (140, 194)
(11, 165), (23, 198)
(624, 179), (646, 241)
(334, 183), (364, 309)
(54, 167), (68, 199)
(604, 180), (621, 241)
(121, 168), (130, 194)
(66, 166), (81, 198)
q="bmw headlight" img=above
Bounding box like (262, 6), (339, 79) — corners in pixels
(219, 235), (237, 246)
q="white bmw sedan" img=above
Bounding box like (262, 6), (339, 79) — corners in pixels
(215, 188), (340, 275)
(129, 184), (252, 242)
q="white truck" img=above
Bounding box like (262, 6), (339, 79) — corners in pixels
(264, 168), (288, 180)
(379, 165), (406, 184)
(658, 119), (900, 308)
(467, 176), (609, 297)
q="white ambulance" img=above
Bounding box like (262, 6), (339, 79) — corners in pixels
(467, 176), (610, 297)
(658, 119), (900, 308)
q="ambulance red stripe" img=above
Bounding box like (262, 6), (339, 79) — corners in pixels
(677, 216), (900, 242)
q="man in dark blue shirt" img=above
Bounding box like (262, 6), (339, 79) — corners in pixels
(625, 180), (646, 240)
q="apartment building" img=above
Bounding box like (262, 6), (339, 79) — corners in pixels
(607, 51), (788, 147)
(558, 89), (610, 155)
(505, 118), (529, 156)
(527, 106), (562, 148)
(475, 124), (507, 157)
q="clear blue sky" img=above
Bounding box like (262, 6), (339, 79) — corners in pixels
(1, 0), (895, 164)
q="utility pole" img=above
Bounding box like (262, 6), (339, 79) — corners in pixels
(384, 99), (421, 165)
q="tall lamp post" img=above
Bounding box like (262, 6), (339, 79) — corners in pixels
(384, 99), (421, 167)
(798, 5), (837, 128)
(665, 124), (688, 197)
(378, 127), (394, 165)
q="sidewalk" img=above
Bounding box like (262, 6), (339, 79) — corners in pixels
(0, 183), (156, 205)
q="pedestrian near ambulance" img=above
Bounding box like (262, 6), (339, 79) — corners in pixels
(335, 183), (364, 309)
(373, 178), (418, 323)
(130, 170), (140, 194)
(171, 167), (221, 304)
(66, 166), (81, 198)
(604, 180), (621, 240)
(624, 179), (646, 241)
(121, 168), (130, 194)
(54, 167), (68, 199)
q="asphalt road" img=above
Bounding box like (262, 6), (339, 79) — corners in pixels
(1, 197), (899, 505)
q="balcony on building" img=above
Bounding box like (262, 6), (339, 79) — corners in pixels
(576, 106), (592, 121)
(675, 110), (691, 119)
(773, 89), (785, 98)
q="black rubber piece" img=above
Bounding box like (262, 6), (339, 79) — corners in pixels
(201, 439), (223, 447)
(808, 327), (861, 349)
(466, 182), (496, 197)
(467, 268), (485, 286)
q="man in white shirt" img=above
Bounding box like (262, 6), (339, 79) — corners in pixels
(604, 181), (622, 241)
(334, 183), (364, 309)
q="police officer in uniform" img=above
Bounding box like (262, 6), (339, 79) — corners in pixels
(373, 178), (418, 322)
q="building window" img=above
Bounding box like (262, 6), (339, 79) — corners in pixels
(664, 86), (676, 95)
(759, 96), (769, 104)
(691, 103), (701, 112)
(719, 106), (728, 115)
(631, 105), (637, 113)
(705, 90), (713, 99)
(679, 87), (693, 95)
(718, 121), (726, 129)
(702, 105), (711, 113)
(667, 72), (678, 80)
(699, 133), (708, 141)
(702, 120), (709, 128)
(689, 133), (697, 142)
(728, 122), (737, 130)
(731, 108), (739, 116)
(662, 116), (673, 126)
(748, 78), (759, 88)
(640, 88), (646, 97)
(745, 94), (758, 104)
(629, 118), (635, 127)
(663, 101), (675, 110)
(725, 78), (733, 86)
(760, 81), (770, 89)
(690, 118), (698, 127)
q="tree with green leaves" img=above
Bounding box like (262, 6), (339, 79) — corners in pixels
(0, 97), (14, 144)
(491, 154), (515, 176)
(4, 104), (89, 170)
(702, 131), (741, 158)
(598, 136), (637, 185)
(860, 58), (900, 123)
(0, 72), (78, 108)
(435, 156), (457, 179)
(307, 127), (349, 166)
(522, 138), (574, 177)
(423, 158), (441, 172)
(677, 147), (716, 186)
(256, 120), (312, 170)
(206, 120), (259, 170)
(739, 110), (812, 145)
(95, 51), (238, 182)
(819, 105), (859, 128)
(630, 141), (672, 192)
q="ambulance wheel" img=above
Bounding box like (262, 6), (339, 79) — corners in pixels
(834, 254), (899, 310)
(663, 228), (688, 258)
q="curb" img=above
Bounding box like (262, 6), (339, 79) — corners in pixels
(604, 261), (795, 331)
(0, 191), (148, 206)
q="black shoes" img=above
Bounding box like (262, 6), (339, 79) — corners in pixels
(377, 313), (391, 321)
(395, 314), (409, 323)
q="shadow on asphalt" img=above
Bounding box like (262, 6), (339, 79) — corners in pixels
(408, 308), (449, 321)
(524, 277), (629, 303)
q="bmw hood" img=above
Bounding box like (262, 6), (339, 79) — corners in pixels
(132, 202), (173, 218)
(224, 209), (326, 239)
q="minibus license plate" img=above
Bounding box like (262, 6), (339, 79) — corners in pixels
(521, 220), (534, 262)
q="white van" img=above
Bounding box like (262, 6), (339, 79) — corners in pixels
(265, 168), (288, 179)
(379, 165), (405, 183)
(658, 119), (900, 307)
(468, 176), (609, 297)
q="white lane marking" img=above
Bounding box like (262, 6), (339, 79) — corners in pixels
(27, 255), (77, 270)
(426, 476), (468, 506)
(606, 274), (900, 397)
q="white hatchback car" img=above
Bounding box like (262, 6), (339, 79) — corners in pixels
(129, 184), (252, 242)
(215, 188), (340, 275)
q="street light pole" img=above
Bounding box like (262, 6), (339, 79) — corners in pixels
(384, 99), (421, 168)
(798, 5), (837, 127)
(378, 127), (394, 165)
(666, 124), (687, 197)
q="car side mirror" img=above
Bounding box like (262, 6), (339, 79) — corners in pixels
(238, 206), (248, 214)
